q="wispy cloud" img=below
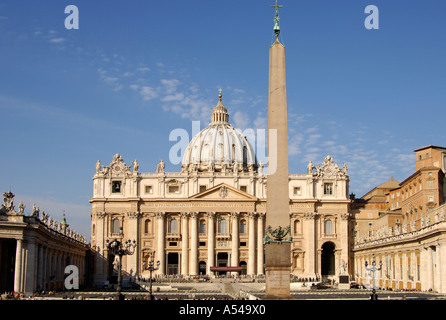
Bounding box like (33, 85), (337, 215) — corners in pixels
(49, 37), (65, 44)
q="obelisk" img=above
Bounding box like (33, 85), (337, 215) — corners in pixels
(264, 1), (292, 300)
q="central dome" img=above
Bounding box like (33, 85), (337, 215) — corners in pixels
(181, 94), (257, 173)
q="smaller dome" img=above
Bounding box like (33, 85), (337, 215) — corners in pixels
(181, 93), (257, 173)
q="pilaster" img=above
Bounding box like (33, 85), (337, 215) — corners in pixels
(190, 212), (198, 275)
(207, 212), (215, 275)
(181, 212), (189, 275)
(156, 212), (165, 275)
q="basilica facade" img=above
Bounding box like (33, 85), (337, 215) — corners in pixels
(89, 95), (351, 286)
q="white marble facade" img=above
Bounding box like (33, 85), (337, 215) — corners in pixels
(90, 97), (351, 285)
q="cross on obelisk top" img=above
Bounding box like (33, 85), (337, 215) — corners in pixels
(271, 0), (283, 36)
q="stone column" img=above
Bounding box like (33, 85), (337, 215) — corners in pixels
(257, 213), (265, 275)
(435, 244), (442, 292)
(14, 239), (23, 292)
(438, 242), (446, 293)
(207, 212), (215, 275)
(181, 212), (189, 275)
(248, 212), (256, 275)
(42, 247), (48, 291)
(340, 213), (350, 277)
(190, 212), (198, 275)
(37, 245), (43, 291)
(94, 212), (107, 284)
(156, 212), (165, 275)
(24, 240), (37, 294)
(304, 212), (316, 278)
(427, 246), (434, 291)
(402, 251), (408, 289)
(231, 212), (239, 273)
(126, 211), (140, 279)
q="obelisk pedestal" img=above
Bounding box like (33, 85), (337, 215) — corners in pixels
(264, 242), (292, 299)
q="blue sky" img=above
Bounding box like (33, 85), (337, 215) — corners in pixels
(1, 1), (445, 240)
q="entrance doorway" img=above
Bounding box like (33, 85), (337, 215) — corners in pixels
(321, 242), (335, 277)
(167, 252), (179, 275)
(216, 252), (229, 276)
(199, 261), (206, 275)
(239, 261), (247, 275)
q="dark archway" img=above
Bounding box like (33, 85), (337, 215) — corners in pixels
(321, 242), (335, 276)
(199, 261), (206, 275)
(239, 261), (247, 275)
(0, 239), (16, 292)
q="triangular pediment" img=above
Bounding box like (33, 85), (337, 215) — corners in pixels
(190, 183), (258, 201)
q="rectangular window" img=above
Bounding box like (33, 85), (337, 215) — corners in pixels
(145, 185), (153, 194)
(112, 181), (122, 193)
(199, 185), (207, 193)
(324, 183), (333, 195)
(200, 222), (206, 234)
(168, 185), (180, 194)
(293, 187), (301, 196)
(240, 186), (247, 192)
(199, 241), (206, 247)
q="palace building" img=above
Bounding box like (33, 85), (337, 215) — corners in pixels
(89, 94), (351, 286)
(352, 145), (446, 292)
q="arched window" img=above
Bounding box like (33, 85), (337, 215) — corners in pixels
(199, 219), (206, 234)
(219, 218), (227, 234)
(112, 218), (121, 234)
(169, 218), (178, 234)
(144, 219), (152, 234)
(240, 220), (247, 234)
(294, 219), (301, 234)
(325, 219), (333, 235)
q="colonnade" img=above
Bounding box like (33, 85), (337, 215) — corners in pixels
(354, 241), (446, 292)
(153, 211), (265, 276)
(13, 238), (86, 293)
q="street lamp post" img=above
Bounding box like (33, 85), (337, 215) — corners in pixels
(365, 254), (382, 300)
(105, 238), (136, 299)
(143, 251), (160, 300)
